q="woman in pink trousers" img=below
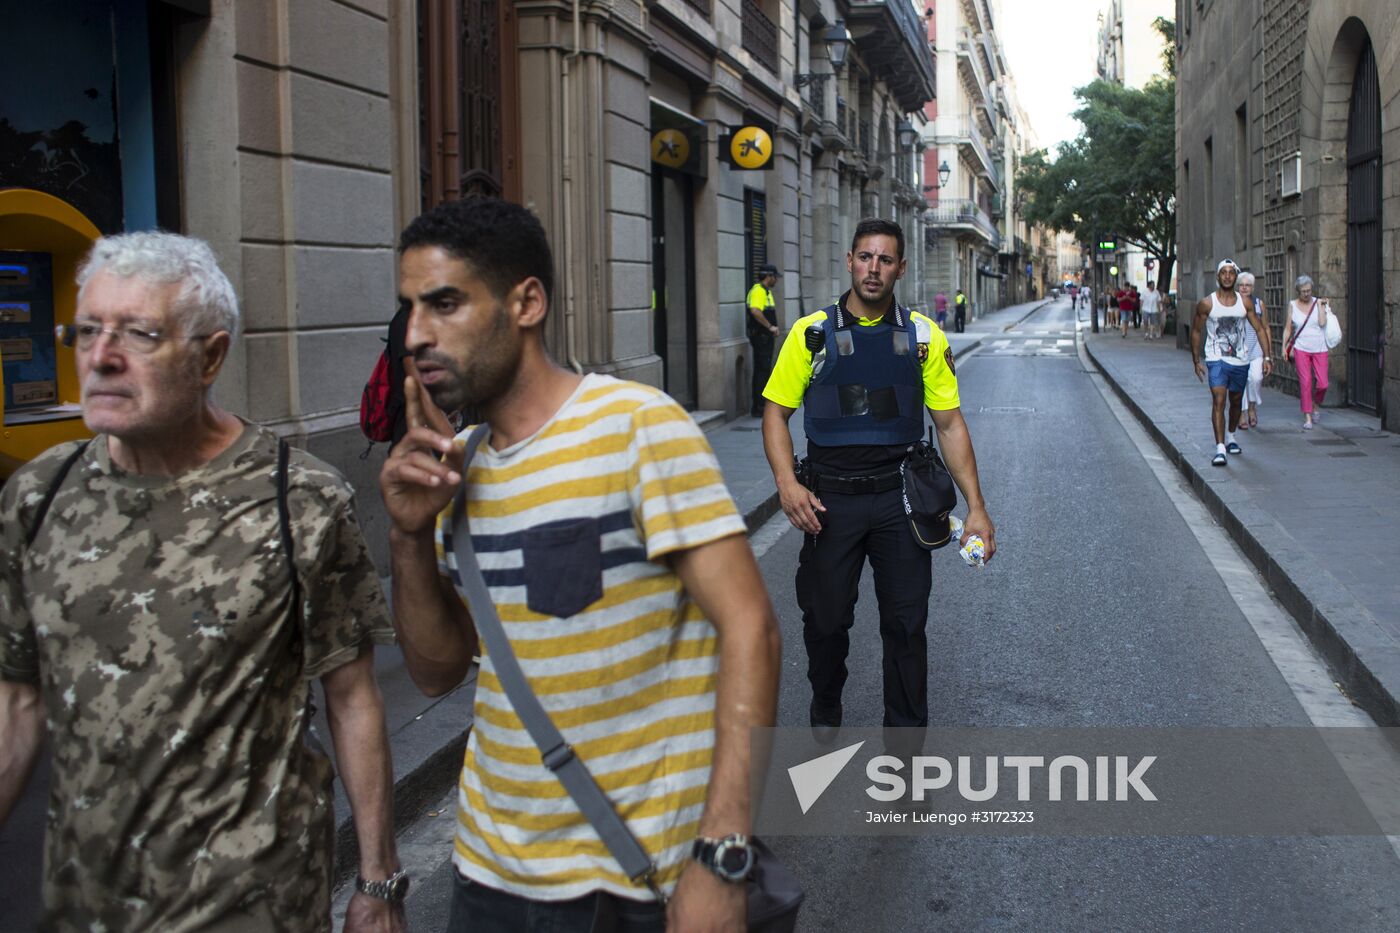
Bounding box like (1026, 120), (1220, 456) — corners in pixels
(1279, 275), (1332, 431)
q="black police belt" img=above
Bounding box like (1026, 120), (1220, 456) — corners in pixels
(797, 460), (903, 495)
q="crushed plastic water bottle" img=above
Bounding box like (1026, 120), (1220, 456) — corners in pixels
(947, 515), (987, 567)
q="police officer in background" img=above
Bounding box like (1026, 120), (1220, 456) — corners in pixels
(953, 287), (968, 333)
(760, 219), (996, 730)
(747, 263), (781, 417)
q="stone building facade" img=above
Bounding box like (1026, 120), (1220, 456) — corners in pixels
(919, 0), (1043, 319)
(2, 0), (950, 567)
(1175, 0), (1399, 426)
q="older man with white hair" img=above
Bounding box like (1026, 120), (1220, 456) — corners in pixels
(0, 233), (405, 932)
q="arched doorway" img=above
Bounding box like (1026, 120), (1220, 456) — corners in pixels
(1346, 39), (1382, 414)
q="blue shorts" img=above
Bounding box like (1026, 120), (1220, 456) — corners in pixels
(1207, 361), (1249, 393)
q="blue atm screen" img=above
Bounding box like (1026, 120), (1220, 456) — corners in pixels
(0, 251), (57, 409)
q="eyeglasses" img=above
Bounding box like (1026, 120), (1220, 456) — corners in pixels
(56, 322), (213, 355)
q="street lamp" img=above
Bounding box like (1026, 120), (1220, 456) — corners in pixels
(795, 20), (851, 88)
(937, 160), (951, 187)
(897, 120), (918, 152)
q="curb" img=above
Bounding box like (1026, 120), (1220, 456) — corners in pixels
(1083, 338), (1400, 728)
(1001, 298), (1054, 332)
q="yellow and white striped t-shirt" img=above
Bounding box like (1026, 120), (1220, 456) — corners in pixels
(435, 373), (745, 902)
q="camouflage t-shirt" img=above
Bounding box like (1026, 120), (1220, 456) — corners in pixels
(0, 423), (394, 932)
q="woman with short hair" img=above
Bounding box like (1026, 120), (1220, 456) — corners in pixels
(1236, 271), (1271, 429)
(1278, 275), (1332, 431)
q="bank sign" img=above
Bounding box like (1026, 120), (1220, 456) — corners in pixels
(650, 99), (707, 178)
(719, 121), (776, 170)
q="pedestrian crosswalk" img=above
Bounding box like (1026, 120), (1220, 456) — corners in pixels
(982, 334), (1077, 357)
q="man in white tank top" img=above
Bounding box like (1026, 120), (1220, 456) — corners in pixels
(1190, 259), (1274, 467)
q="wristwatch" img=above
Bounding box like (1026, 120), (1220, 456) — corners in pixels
(692, 833), (754, 883)
(355, 868), (410, 904)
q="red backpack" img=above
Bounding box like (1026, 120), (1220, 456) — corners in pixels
(359, 306), (409, 447)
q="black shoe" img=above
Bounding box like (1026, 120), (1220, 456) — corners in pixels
(1226, 441), (1242, 455)
(1211, 452), (1227, 467)
(810, 699), (842, 745)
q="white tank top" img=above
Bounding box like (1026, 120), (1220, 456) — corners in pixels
(1204, 291), (1248, 365)
(1290, 300), (1328, 354)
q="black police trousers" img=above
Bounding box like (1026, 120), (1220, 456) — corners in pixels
(796, 484), (933, 727)
(750, 330), (775, 416)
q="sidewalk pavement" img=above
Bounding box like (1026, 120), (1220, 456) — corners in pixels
(323, 297), (1051, 882)
(1085, 330), (1400, 727)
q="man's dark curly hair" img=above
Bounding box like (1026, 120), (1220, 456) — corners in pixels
(398, 197), (555, 306)
(850, 218), (905, 260)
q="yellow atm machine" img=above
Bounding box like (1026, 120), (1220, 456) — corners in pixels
(0, 189), (97, 480)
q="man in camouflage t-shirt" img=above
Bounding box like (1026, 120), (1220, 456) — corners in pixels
(0, 234), (405, 932)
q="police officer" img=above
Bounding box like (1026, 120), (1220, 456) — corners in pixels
(747, 263), (781, 417)
(759, 219), (996, 729)
(953, 287), (968, 333)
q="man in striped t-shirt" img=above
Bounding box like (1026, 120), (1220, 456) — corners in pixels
(380, 198), (781, 932)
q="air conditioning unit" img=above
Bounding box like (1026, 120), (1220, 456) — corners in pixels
(1280, 151), (1302, 198)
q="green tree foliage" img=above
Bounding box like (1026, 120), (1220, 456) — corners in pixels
(1017, 42), (1177, 296)
(1152, 16), (1176, 78)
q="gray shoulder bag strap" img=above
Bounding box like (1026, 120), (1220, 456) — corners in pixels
(441, 424), (664, 902)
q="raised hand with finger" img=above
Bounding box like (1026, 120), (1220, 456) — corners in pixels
(379, 358), (469, 538)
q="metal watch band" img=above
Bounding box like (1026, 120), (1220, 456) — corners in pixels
(355, 868), (409, 903)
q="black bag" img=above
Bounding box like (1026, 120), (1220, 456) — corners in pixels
(900, 429), (959, 549)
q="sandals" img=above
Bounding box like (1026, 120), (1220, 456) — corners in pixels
(1226, 442), (1242, 455)
(1211, 452), (1228, 467)
(1248, 410), (1258, 428)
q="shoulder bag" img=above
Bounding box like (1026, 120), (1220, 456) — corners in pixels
(1323, 302), (1343, 349)
(443, 424), (803, 932)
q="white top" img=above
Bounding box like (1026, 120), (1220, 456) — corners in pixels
(1140, 290), (1162, 315)
(1290, 300), (1328, 354)
(1241, 298), (1265, 360)
(1204, 291), (1249, 365)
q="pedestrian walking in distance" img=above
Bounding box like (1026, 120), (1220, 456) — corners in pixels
(1235, 271), (1272, 429)
(0, 233), (403, 932)
(953, 287), (968, 332)
(759, 218), (996, 733)
(934, 289), (949, 329)
(380, 197), (781, 932)
(747, 263), (781, 417)
(1279, 274), (1335, 431)
(1141, 280), (1164, 340)
(1190, 259), (1274, 466)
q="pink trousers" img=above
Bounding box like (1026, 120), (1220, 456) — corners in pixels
(1293, 349), (1329, 414)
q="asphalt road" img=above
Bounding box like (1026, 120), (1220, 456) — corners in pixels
(754, 299), (1400, 931)
(394, 299), (1400, 931)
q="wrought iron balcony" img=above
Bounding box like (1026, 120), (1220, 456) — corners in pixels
(845, 0), (936, 112)
(923, 197), (999, 246)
